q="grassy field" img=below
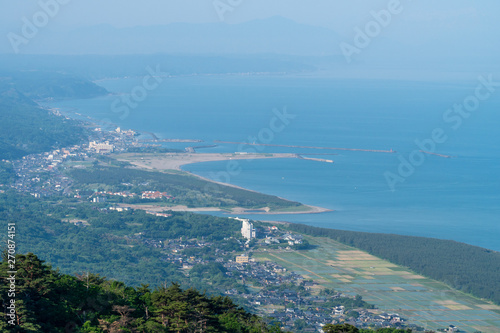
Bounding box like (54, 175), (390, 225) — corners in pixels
(254, 236), (500, 332)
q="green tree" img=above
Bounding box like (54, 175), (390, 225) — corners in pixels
(293, 319), (307, 331)
(0, 253), (286, 333)
(323, 323), (360, 333)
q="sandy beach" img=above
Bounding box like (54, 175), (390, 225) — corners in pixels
(115, 152), (298, 171)
(118, 203), (332, 215)
(114, 152), (332, 215)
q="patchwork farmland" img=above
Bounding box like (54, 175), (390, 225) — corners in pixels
(254, 236), (500, 332)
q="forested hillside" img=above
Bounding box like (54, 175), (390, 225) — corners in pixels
(69, 166), (302, 210)
(287, 224), (500, 305)
(0, 70), (107, 159)
(0, 192), (242, 288)
(0, 253), (284, 333)
(0, 161), (15, 185)
(0, 253), (416, 333)
(0, 90), (86, 159)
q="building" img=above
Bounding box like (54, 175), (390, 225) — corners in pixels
(109, 207), (129, 212)
(141, 191), (172, 199)
(146, 211), (172, 218)
(265, 237), (280, 244)
(334, 306), (345, 316)
(235, 255), (249, 264)
(89, 141), (114, 154)
(116, 127), (135, 136)
(239, 218), (256, 240)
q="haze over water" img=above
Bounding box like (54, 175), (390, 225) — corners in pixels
(52, 75), (500, 251)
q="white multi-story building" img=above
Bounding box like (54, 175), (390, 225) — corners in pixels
(238, 218), (256, 240)
(89, 141), (114, 154)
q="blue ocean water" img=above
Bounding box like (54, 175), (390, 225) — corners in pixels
(51, 75), (500, 251)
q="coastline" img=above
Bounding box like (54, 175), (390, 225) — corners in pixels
(114, 152), (333, 215)
(114, 152), (298, 171)
(50, 104), (333, 216)
(118, 203), (332, 215)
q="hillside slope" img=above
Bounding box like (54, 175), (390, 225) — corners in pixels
(0, 71), (107, 159)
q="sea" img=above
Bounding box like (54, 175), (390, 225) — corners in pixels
(49, 74), (500, 251)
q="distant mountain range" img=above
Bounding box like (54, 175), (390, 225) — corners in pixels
(2, 16), (343, 56)
(0, 54), (320, 80)
(2, 15), (498, 76)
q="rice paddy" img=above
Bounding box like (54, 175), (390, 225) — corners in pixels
(254, 236), (500, 332)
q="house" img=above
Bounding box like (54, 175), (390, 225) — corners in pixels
(265, 237), (280, 244)
(141, 191), (172, 199)
(334, 306), (345, 316)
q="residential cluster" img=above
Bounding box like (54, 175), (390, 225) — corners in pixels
(121, 215), (418, 332)
(6, 123), (160, 198)
(11, 145), (86, 197)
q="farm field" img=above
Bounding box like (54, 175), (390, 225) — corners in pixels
(254, 236), (500, 332)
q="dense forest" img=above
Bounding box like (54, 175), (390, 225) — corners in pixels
(0, 161), (15, 185)
(0, 253), (284, 333)
(287, 224), (500, 305)
(69, 166), (302, 210)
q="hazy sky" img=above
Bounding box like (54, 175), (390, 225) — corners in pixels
(1, 0), (498, 66)
(1, 0), (496, 34)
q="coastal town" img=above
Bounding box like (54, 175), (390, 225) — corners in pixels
(122, 215), (421, 332)
(0, 118), (453, 332)
(6, 122), (139, 198)
(4, 118), (295, 200)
